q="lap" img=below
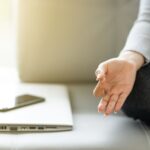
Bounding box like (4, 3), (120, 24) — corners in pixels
(122, 62), (150, 125)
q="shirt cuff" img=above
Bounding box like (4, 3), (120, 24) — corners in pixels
(121, 35), (150, 65)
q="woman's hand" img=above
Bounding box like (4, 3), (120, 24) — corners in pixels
(93, 51), (145, 116)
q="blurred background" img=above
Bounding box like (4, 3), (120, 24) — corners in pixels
(0, 0), (16, 68)
(0, 0), (139, 82)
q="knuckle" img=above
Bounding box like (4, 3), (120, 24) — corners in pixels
(110, 98), (117, 103)
(103, 97), (109, 102)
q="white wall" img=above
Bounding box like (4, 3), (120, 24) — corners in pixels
(0, 0), (139, 70)
(0, 0), (16, 68)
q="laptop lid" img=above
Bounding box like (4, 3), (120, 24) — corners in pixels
(0, 83), (73, 132)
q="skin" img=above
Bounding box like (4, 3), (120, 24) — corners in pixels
(93, 50), (145, 116)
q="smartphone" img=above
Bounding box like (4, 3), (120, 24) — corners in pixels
(0, 94), (45, 112)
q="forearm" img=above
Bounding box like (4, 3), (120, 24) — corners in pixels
(119, 50), (145, 71)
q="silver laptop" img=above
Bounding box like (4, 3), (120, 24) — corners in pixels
(0, 83), (73, 132)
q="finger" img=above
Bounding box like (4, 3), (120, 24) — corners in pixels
(95, 63), (108, 79)
(98, 95), (110, 113)
(114, 93), (128, 113)
(96, 73), (106, 82)
(105, 94), (118, 115)
(93, 80), (105, 97)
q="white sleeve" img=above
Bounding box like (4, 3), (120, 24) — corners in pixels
(121, 0), (150, 63)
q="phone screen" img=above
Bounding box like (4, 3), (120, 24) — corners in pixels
(0, 94), (45, 112)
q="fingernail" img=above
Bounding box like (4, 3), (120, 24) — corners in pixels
(104, 113), (108, 117)
(114, 111), (118, 114)
(97, 74), (101, 78)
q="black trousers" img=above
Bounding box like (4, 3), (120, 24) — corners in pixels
(122, 62), (150, 126)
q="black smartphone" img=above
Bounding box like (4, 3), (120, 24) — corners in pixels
(0, 94), (45, 112)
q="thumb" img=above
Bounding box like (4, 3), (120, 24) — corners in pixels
(95, 62), (108, 81)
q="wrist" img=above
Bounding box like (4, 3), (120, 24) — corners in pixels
(118, 50), (145, 71)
